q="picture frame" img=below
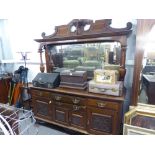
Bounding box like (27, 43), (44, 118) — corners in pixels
(124, 104), (155, 135)
(123, 124), (155, 135)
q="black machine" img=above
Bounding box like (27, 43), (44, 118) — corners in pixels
(32, 72), (60, 89)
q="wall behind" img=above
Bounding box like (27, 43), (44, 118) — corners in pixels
(0, 19), (13, 60)
(0, 19), (14, 73)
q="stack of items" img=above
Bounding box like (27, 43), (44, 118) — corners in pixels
(59, 70), (87, 90)
(88, 69), (123, 96)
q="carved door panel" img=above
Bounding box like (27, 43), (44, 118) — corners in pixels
(87, 106), (118, 135)
(69, 105), (87, 129)
(33, 98), (53, 120)
(53, 102), (71, 125)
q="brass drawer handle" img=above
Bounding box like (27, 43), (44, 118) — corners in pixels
(36, 100), (47, 104)
(56, 102), (63, 106)
(81, 106), (86, 109)
(55, 96), (62, 101)
(39, 92), (43, 96)
(73, 105), (86, 111)
(73, 105), (80, 111)
(97, 102), (106, 107)
(72, 98), (80, 104)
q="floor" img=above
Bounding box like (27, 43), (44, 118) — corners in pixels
(34, 121), (83, 135)
(0, 119), (83, 135)
(139, 88), (148, 104)
(0, 103), (84, 135)
(35, 123), (67, 135)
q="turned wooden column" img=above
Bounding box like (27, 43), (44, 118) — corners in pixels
(119, 45), (127, 81)
(120, 45), (126, 68)
(38, 44), (45, 73)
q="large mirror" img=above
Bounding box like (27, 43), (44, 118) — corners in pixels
(139, 25), (155, 105)
(47, 42), (121, 79)
(35, 19), (132, 78)
(132, 19), (155, 106)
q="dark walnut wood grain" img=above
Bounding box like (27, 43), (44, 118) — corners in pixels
(30, 87), (123, 135)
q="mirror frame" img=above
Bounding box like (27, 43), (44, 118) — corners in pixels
(35, 19), (133, 75)
(132, 19), (155, 106)
(47, 42), (122, 68)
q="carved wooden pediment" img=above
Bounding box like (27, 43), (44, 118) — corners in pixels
(35, 19), (132, 43)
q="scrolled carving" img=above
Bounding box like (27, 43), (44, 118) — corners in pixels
(126, 22), (133, 30)
(69, 19), (93, 27)
(68, 19), (93, 34)
(41, 32), (46, 38)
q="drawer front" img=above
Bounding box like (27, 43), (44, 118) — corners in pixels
(32, 97), (53, 105)
(87, 99), (119, 111)
(31, 89), (51, 98)
(52, 93), (86, 106)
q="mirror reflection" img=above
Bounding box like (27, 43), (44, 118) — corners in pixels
(139, 26), (155, 105)
(47, 42), (121, 79)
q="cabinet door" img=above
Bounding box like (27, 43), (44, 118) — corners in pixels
(0, 78), (11, 103)
(53, 102), (71, 125)
(87, 106), (118, 135)
(69, 105), (87, 130)
(32, 98), (53, 120)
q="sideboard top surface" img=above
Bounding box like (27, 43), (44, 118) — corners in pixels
(30, 86), (125, 102)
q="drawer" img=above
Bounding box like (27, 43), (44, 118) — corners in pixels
(87, 99), (119, 111)
(31, 89), (51, 98)
(32, 97), (53, 105)
(52, 93), (86, 105)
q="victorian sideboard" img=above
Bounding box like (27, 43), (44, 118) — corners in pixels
(30, 19), (132, 134)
